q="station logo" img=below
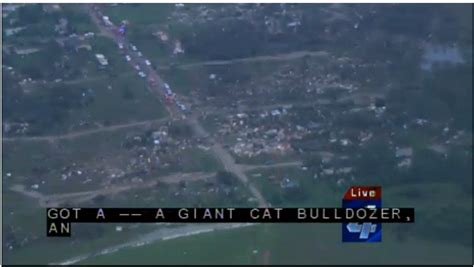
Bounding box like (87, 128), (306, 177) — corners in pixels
(342, 186), (382, 242)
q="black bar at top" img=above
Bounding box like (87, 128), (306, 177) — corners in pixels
(46, 208), (415, 223)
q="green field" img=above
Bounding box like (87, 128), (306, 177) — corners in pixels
(105, 4), (174, 26)
(4, 72), (167, 136)
(75, 179), (472, 265)
(4, 178), (471, 265)
(4, 31), (169, 136)
(81, 222), (472, 265)
(3, 174), (254, 265)
(249, 165), (472, 248)
(104, 4), (177, 67)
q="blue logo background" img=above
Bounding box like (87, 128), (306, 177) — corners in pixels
(342, 199), (382, 242)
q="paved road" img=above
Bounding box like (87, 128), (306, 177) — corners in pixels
(87, 5), (268, 207)
(11, 171), (214, 207)
(159, 50), (329, 70)
(199, 98), (333, 117)
(20, 71), (135, 92)
(3, 118), (168, 142)
(87, 5), (182, 120)
(241, 160), (303, 172)
(188, 115), (267, 207)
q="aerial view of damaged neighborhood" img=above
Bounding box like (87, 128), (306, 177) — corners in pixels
(2, 3), (472, 265)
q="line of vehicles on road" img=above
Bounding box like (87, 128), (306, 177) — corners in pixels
(98, 8), (190, 114)
(118, 40), (189, 113)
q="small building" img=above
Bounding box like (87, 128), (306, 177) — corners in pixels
(95, 54), (109, 66)
(395, 147), (413, 169)
(280, 177), (300, 190)
(14, 47), (41, 55)
(397, 158), (412, 168)
(84, 32), (95, 38)
(76, 44), (92, 51)
(3, 4), (23, 13)
(321, 168), (334, 176)
(336, 167), (353, 174)
(287, 21), (301, 28)
(4, 26), (26, 37)
(173, 40), (184, 54)
(102, 16), (113, 26)
(153, 31), (169, 42)
(54, 18), (68, 35)
(43, 4), (61, 13)
(395, 147), (413, 158)
(271, 109), (281, 116)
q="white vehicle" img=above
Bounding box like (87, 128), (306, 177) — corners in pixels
(164, 83), (170, 89)
(137, 51), (143, 57)
(130, 44), (137, 51)
(134, 65), (140, 71)
(145, 60), (151, 66)
(125, 55), (131, 61)
(118, 43), (124, 49)
(138, 71), (146, 78)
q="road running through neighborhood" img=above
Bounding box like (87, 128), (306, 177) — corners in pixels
(86, 4), (269, 207)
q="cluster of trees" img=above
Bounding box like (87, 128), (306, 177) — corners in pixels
(182, 19), (265, 61)
(168, 121), (193, 138)
(4, 84), (84, 136)
(17, 4), (47, 25)
(8, 40), (63, 80)
(388, 61), (472, 131)
(351, 140), (472, 196)
(215, 171), (236, 187)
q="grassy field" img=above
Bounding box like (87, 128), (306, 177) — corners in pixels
(3, 127), (136, 194)
(3, 123), (229, 265)
(249, 165), (473, 246)
(166, 148), (223, 173)
(157, 57), (294, 97)
(4, 70), (167, 136)
(62, 74), (167, 129)
(4, 176), (471, 265)
(4, 24), (169, 136)
(2, 119), (229, 196)
(80, 220), (472, 265)
(103, 4), (177, 66)
(105, 4), (174, 26)
(3, 4), (100, 80)
(2, 173), (255, 265)
(73, 177), (473, 265)
(233, 152), (301, 166)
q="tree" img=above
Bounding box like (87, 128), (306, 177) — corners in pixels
(282, 187), (309, 203)
(168, 122), (192, 138)
(18, 4), (44, 24)
(303, 153), (322, 172)
(215, 171), (236, 187)
(122, 88), (135, 100)
(354, 140), (397, 184)
(92, 195), (106, 205)
(182, 19), (264, 60)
